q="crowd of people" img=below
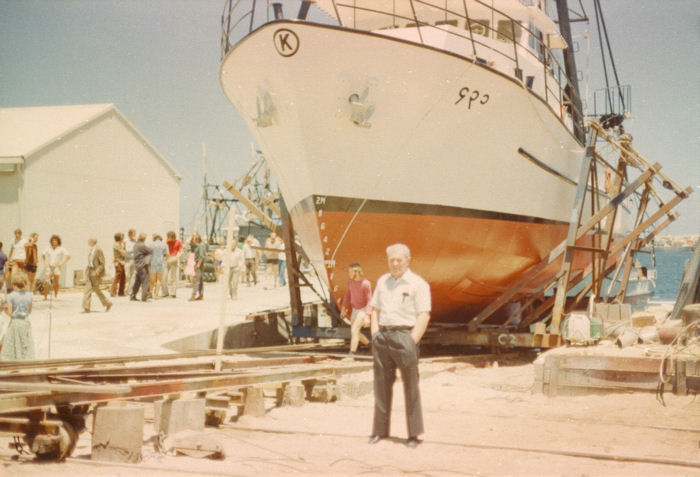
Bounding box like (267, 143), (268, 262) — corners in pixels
(0, 229), (72, 300)
(0, 228), (290, 360)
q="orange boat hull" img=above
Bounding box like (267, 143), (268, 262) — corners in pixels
(290, 196), (594, 324)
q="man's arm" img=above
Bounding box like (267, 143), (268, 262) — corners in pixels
(60, 252), (71, 267)
(370, 309), (380, 336)
(411, 311), (431, 344)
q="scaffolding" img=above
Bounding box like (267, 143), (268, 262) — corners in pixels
(460, 119), (692, 347)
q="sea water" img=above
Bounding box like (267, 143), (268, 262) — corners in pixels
(636, 248), (694, 301)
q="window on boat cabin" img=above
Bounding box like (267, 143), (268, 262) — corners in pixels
(528, 23), (547, 62)
(467, 19), (490, 37)
(435, 19), (458, 27)
(496, 20), (522, 43)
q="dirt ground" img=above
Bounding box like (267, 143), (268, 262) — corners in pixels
(1, 356), (698, 477)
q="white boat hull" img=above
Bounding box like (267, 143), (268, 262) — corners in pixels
(220, 21), (587, 321)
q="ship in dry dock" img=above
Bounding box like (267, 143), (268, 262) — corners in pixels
(217, 0), (685, 327)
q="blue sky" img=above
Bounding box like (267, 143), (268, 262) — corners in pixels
(1, 0), (698, 235)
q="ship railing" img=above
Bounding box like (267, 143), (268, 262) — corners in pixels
(220, 0), (584, 137)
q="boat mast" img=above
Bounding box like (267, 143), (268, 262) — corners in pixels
(555, 0), (585, 143)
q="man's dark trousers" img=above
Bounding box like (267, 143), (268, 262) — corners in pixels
(131, 266), (149, 300)
(371, 328), (424, 438)
(191, 266), (203, 298)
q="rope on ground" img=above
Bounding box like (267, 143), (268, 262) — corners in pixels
(657, 320), (699, 406)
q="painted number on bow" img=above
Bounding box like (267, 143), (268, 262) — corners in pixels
(455, 87), (489, 109)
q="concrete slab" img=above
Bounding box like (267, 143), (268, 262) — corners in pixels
(91, 404), (144, 463)
(241, 386), (265, 417)
(278, 382), (305, 407)
(154, 398), (205, 436)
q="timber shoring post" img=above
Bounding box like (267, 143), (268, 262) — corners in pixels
(280, 198), (304, 338)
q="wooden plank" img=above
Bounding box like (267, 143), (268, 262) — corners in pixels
(609, 190), (692, 257)
(555, 369), (658, 391)
(573, 163), (659, 241)
(550, 146), (597, 332)
(222, 180), (281, 235)
(558, 356), (661, 373)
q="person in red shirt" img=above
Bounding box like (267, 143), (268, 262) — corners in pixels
(341, 263), (372, 355)
(164, 231), (183, 298)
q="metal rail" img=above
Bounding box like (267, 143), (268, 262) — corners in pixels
(0, 351), (371, 415)
(0, 343), (321, 372)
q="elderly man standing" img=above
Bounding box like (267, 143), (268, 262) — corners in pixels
(82, 237), (112, 313)
(368, 243), (431, 449)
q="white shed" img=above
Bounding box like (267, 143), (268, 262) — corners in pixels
(0, 103), (181, 287)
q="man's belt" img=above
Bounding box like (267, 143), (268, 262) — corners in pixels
(380, 325), (412, 331)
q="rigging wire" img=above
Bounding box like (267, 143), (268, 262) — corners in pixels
(594, 0), (627, 112)
(592, 0), (613, 115)
(592, 0), (627, 117)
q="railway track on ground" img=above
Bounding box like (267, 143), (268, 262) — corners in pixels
(0, 345), (531, 461)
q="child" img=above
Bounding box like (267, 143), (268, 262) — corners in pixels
(1, 271), (35, 360)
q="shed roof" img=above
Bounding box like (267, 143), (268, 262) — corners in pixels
(0, 103), (181, 179)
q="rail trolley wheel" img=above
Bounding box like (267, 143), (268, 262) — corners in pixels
(30, 420), (77, 461)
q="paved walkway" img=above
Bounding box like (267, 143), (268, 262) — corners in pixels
(2, 277), (320, 360)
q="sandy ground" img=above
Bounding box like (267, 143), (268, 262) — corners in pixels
(0, 284), (698, 476)
(1, 359), (698, 476)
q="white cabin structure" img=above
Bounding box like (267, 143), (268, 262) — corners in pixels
(0, 104), (181, 287)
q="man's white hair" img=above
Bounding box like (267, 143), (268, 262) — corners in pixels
(386, 243), (410, 258)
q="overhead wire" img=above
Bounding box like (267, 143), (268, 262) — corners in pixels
(594, 0), (627, 112)
(592, 0), (613, 115)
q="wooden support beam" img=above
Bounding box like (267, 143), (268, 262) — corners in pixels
(574, 163), (659, 241)
(222, 181), (281, 235)
(260, 196), (281, 218)
(466, 249), (562, 331)
(568, 245), (607, 253)
(280, 199), (304, 330)
(589, 121), (687, 196)
(638, 212), (678, 248)
(609, 188), (692, 257)
(550, 145), (597, 333)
